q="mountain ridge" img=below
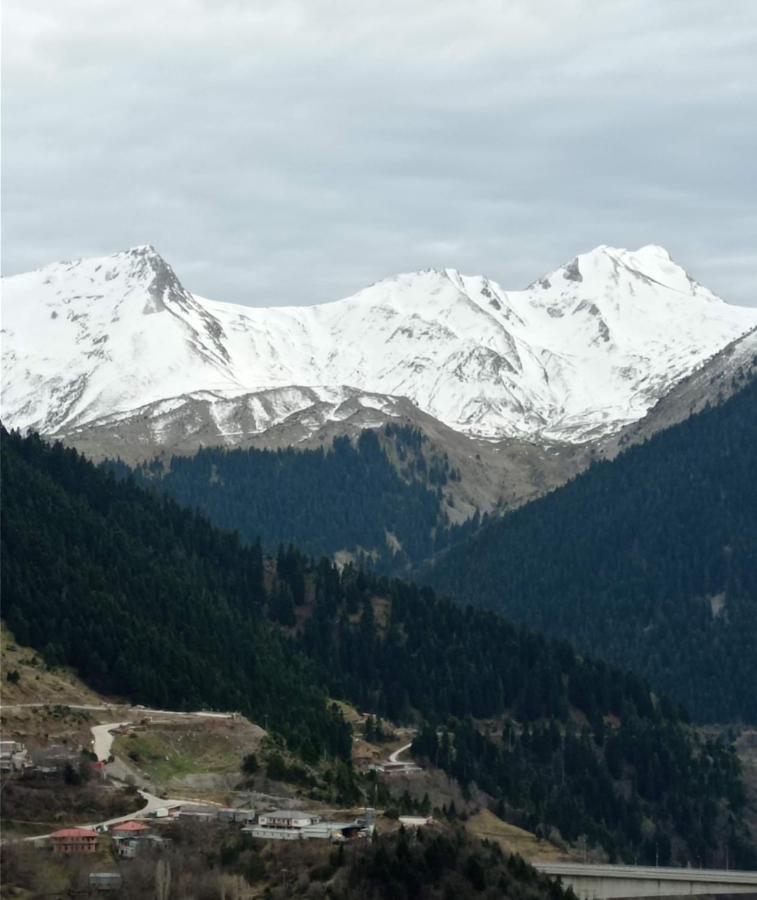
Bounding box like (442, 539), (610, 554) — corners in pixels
(3, 243), (755, 448)
(3, 426), (753, 867)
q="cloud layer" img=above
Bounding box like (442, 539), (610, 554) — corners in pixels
(3, 0), (756, 306)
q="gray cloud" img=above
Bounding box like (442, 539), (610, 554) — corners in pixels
(2, 0), (756, 306)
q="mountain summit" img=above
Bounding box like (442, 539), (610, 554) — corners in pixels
(2, 245), (755, 443)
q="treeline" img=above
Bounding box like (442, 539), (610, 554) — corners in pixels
(1, 429), (753, 865)
(423, 374), (757, 723)
(105, 426), (460, 568)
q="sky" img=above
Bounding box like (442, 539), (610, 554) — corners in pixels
(2, 0), (756, 307)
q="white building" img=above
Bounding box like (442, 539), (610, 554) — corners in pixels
(257, 810), (321, 829)
(243, 820), (364, 842)
(399, 815), (432, 828)
(370, 760), (422, 776)
(243, 825), (302, 841)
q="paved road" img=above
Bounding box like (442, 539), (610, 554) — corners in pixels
(88, 790), (184, 829)
(17, 790), (187, 844)
(105, 754), (155, 791)
(0, 702), (234, 719)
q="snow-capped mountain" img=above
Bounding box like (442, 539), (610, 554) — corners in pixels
(602, 324), (757, 458)
(3, 244), (756, 446)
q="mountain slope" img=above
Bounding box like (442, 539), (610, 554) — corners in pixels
(92, 329), (757, 575)
(54, 387), (592, 524)
(601, 326), (757, 458)
(3, 244), (755, 447)
(107, 426), (457, 568)
(0, 428), (351, 762)
(422, 372), (757, 723)
(2, 428), (752, 865)
(1, 246), (242, 435)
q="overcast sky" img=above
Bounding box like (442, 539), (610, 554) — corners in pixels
(2, 0), (756, 307)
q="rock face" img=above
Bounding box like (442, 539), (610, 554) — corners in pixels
(3, 243), (756, 456)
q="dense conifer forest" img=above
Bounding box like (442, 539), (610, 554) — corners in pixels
(106, 426), (459, 568)
(1, 429), (351, 762)
(293, 562), (752, 866)
(317, 826), (573, 900)
(2, 429), (754, 866)
(423, 375), (757, 724)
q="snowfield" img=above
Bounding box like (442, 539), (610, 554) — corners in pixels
(2, 243), (756, 444)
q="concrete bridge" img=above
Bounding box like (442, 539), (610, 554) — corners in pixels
(534, 862), (757, 899)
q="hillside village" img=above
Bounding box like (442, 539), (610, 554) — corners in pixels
(1, 625), (563, 896)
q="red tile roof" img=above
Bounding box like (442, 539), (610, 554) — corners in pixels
(112, 820), (149, 833)
(51, 828), (99, 839)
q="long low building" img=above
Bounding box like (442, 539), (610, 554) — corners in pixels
(370, 761), (422, 775)
(243, 821), (364, 842)
(257, 810), (321, 829)
(243, 824), (302, 842)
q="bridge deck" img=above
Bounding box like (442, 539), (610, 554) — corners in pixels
(534, 862), (757, 899)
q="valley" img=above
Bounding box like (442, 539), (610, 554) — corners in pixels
(3, 428), (755, 874)
(2, 244), (757, 895)
(5, 2), (756, 896)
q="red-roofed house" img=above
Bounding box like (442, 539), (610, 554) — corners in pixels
(50, 828), (99, 854)
(111, 820), (149, 835)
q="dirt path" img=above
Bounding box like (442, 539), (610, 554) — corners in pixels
(388, 741), (413, 764)
(91, 721), (130, 761)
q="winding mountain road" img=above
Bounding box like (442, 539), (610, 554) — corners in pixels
(16, 790), (187, 844)
(0, 703), (235, 845)
(91, 721), (130, 761)
(388, 742), (414, 764)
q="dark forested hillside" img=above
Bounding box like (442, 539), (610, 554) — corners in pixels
(423, 376), (757, 724)
(287, 561), (752, 866)
(0, 429), (350, 762)
(2, 429), (754, 866)
(107, 426), (460, 568)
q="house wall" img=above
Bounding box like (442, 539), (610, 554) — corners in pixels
(245, 825), (302, 841)
(258, 814), (314, 828)
(52, 838), (99, 854)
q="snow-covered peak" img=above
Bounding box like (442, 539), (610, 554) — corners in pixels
(535, 244), (719, 302)
(1, 246), (238, 434)
(3, 244), (756, 444)
(6, 245), (189, 318)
